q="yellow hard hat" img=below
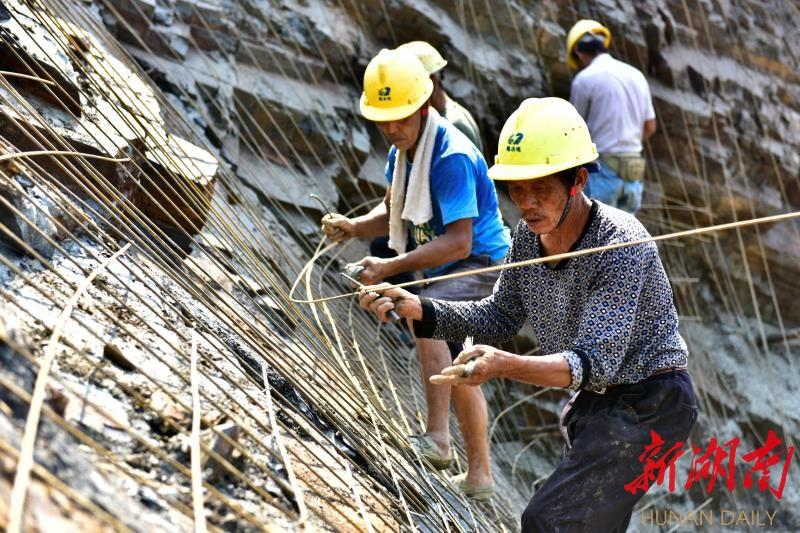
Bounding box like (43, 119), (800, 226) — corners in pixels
(566, 19), (611, 70)
(396, 41), (448, 74)
(359, 49), (434, 122)
(488, 98), (598, 181)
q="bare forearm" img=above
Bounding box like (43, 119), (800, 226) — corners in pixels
(496, 352), (572, 388)
(351, 203), (389, 238)
(385, 233), (470, 277)
(383, 218), (473, 277)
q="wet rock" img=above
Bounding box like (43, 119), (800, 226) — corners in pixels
(0, 140), (97, 258)
(0, 88), (133, 200)
(191, 23), (239, 55)
(232, 65), (367, 164)
(22, 15), (222, 240)
(0, 468), (109, 532)
(355, 152), (388, 190)
(106, 0), (157, 36)
(256, 293), (296, 332)
(236, 142), (338, 212)
(236, 40), (328, 82)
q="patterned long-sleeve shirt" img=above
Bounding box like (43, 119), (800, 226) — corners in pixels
(413, 201), (688, 392)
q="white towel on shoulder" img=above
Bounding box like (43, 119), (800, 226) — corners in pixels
(388, 107), (441, 255)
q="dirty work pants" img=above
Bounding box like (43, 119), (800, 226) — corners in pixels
(521, 370), (698, 533)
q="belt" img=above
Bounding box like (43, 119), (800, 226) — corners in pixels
(600, 152), (646, 182)
(648, 366), (687, 378)
(592, 366), (687, 395)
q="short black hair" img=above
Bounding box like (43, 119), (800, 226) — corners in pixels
(573, 33), (607, 59)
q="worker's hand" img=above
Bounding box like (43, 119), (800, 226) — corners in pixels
(321, 213), (356, 243)
(359, 284), (422, 322)
(349, 257), (391, 285)
(430, 345), (506, 387)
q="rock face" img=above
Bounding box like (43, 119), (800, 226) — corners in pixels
(0, 0), (218, 250)
(98, 0), (800, 326)
(0, 0), (798, 530)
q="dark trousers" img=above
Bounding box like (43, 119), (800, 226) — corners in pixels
(522, 370), (698, 532)
(369, 236), (416, 288)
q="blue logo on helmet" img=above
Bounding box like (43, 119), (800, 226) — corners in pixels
(506, 132), (524, 152)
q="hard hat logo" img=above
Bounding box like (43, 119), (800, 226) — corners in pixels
(488, 97), (599, 181)
(506, 132), (524, 152)
(378, 87), (392, 101)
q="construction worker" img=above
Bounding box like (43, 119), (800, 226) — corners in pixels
(359, 98), (697, 531)
(366, 41), (488, 293)
(566, 20), (657, 214)
(397, 41), (484, 153)
(322, 49), (510, 499)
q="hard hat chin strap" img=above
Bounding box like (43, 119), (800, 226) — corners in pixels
(555, 186), (578, 229)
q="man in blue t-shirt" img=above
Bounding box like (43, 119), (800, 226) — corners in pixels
(322, 49), (509, 500)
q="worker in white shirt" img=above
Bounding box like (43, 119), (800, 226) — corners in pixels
(566, 20), (657, 214)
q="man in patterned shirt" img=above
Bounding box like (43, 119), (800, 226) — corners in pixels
(359, 98), (698, 531)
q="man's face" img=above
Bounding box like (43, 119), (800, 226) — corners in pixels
(376, 110), (422, 151)
(507, 175), (569, 235)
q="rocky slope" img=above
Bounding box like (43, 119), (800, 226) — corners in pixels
(0, 0), (798, 531)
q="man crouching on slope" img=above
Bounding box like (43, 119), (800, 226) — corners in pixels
(322, 49), (510, 500)
(359, 97), (697, 530)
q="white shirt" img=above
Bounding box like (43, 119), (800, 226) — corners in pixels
(570, 54), (655, 154)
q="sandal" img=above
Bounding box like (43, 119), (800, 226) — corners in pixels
(407, 434), (454, 470)
(450, 472), (494, 501)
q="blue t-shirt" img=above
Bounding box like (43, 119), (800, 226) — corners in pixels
(385, 120), (511, 277)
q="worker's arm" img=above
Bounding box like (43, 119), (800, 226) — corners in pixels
(369, 235), (655, 392)
(321, 187), (390, 242)
(642, 118), (657, 141)
(359, 282), (570, 389)
(556, 243), (653, 391)
(429, 347), (572, 388)
(359, 222), (527, 341)
(354, 153), (484, 284)
(428, 244), (654, 390)
(352, 218), (472, 284)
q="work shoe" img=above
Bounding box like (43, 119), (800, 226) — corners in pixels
(450, 473), (494, 501)
(407, 434), (453, 470)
